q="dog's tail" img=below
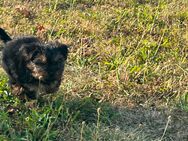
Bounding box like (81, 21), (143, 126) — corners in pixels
(0, 28), (12, 43)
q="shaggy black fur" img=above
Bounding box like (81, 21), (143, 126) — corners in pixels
(0, 28), (68, 100)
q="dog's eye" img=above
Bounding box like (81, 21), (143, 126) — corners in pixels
(33, 58), (46, 66)
(33, 60), (44, 65)
(54, 54), (64, 62)
(31, 50), (40, 61)
(32, 54), (47, 64)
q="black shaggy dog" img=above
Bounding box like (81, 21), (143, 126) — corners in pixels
(0, 28), (68, 101)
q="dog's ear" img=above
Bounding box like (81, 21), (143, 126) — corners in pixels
(58, 44), (68, 60)
(52, 43), (68, 62)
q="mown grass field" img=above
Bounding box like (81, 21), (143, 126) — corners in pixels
(0, 0), (188, 140)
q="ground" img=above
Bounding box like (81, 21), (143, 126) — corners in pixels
(0, 0), (188, 140)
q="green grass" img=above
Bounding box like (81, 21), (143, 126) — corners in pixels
(0, 0), (188, 140)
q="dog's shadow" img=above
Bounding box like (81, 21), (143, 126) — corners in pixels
(49, 95), (188, 141)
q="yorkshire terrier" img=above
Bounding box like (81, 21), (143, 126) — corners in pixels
(0, 28), (68, 101)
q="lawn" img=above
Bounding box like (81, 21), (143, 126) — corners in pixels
(0, 0), (188, 140)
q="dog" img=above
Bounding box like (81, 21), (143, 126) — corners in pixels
(0, 28), (68, 101)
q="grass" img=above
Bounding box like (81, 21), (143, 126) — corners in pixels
(0, 0), (188, 140)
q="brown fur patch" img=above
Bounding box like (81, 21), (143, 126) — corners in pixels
(26, 62), (47, 80)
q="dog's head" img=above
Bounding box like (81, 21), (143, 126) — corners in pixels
(19, 42), (68, 93)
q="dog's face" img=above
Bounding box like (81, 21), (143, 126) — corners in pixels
(20, 42), (68, 93)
